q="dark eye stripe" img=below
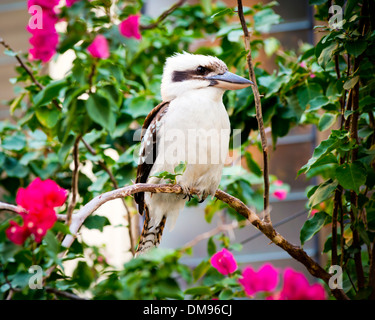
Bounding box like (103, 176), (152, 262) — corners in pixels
(172, 66), (212, 82)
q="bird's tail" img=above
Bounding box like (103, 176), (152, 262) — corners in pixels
(135, 206), (166, 257)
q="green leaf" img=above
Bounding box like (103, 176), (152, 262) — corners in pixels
(219, 288), (234, 300)
(200, 0), (212, 15)
(343, 76), (359, 90)
(318, 113), (337, 131)
(193, 260), (211, 282)
(184, 286), (212, 296)
(297, 83), (323, 109)
(317, 41), (338, 68)
(84, 215), (111, 232)
(35, 106), (60, 128)
(308, 179), (338, 208)
(72, 261), (94, 289)
(211, 8), (234, 19)
(254, 8), (281, 33)
(125, 96), (154, 118)
(3, 157), (29, 178)
(308, 95), (330, 111)
(33, 79), (67, 107)
(207, 237), (217, 256)
(300, 211), (328, 246)
(245, 151), (262, 177)
(336, 162), (367, 193)
(43, 230), (61, 261)
(264, 37), (280, 56)
(86, 93), (116, 133)
(298, 131), (347, 176)
(174, 162), (187, 175)
(1, 133), (26, 151)
(345, 40), (367, 58)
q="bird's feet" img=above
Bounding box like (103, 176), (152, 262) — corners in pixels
(181, 185), (193, 201)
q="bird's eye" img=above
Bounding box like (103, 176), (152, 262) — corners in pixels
(196, 66), (207, 75)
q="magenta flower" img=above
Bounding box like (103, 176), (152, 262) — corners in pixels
(310, 73), (316, 78)
(278, 268), (326, 300)
(27, 0), (60, 63)
(6, 178), (68, 245)
(299, 61), (307, 68)
(273, 189), (288, 201)
(28, 0), (60, 9)
(66, 0), (80, 7)
(87, 35), (110, 59)
(210, 248), (237, 275)
(119, 15), (141, 40)
(238, 263), (279, 296)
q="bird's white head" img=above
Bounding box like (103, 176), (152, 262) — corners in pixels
(160, 52), (253, 101)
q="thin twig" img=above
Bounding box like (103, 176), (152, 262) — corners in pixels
(0, 38), (62, 110)
(0, 38), (43, 89)
(140, 0), (186, 30)
(45, 287), (87, 300)
(0, 202), (21, 213)
(66, 135), (82, 226)
(237, 0), (270, 223)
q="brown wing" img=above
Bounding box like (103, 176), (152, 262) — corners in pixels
(134, 101), (170, 215)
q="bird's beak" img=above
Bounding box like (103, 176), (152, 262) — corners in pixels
(206, 71), (253, 90)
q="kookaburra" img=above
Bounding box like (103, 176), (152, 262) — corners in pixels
(135, 52), (253, 255)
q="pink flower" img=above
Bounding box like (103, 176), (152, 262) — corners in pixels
(278, 268), (326, 300)
(66, 0), (80, 7)
(27, 0), (60, 63)
(299, 61), (307, 68)
(28, 0), (60, 9)
(210, 248), (237, 275)
(310, 209), (319, 217)
(310, 73), (316, 78)
(274, 180), (283, 186)
(238, 263), (279, 296)
(87, 35), (110, 59)
(6, 178), (67, 245)
(119, 15), (141, 40)
(273, 189), (288, 201)
(16, 178), (67, 213)
(6, 221), (31, 246)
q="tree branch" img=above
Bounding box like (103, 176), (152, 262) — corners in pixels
(59, 183), (348, 300)
(236, 0), (270, 223)
(66, 135), (82, 226)
(0, 202), (20, 213)
(140, 0), (186, 30)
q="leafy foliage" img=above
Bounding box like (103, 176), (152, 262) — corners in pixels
(0, 0), (374, 300)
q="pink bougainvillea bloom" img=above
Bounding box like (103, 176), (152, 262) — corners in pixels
(299, 61), (307, 68)
(87, 35), (110, 59)
(238, 263), (279, 296)
(310, 73), (316, 78)
(279, 268), (326, 300)
(27, 0), (60, 63)
(7, 178), (67, 245)
(16, 178), (67, 213)
(6, 221), (31, 246)
(119, 15), (141, 40)
(210, 248), (238, 275)
(273, 189), (288, 201)
(27, 0), (61, 9)
(274, 180), (283, 186)
(66, 0), (80, 7)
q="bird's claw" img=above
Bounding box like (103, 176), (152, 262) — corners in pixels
(181, 186), (193, 202)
